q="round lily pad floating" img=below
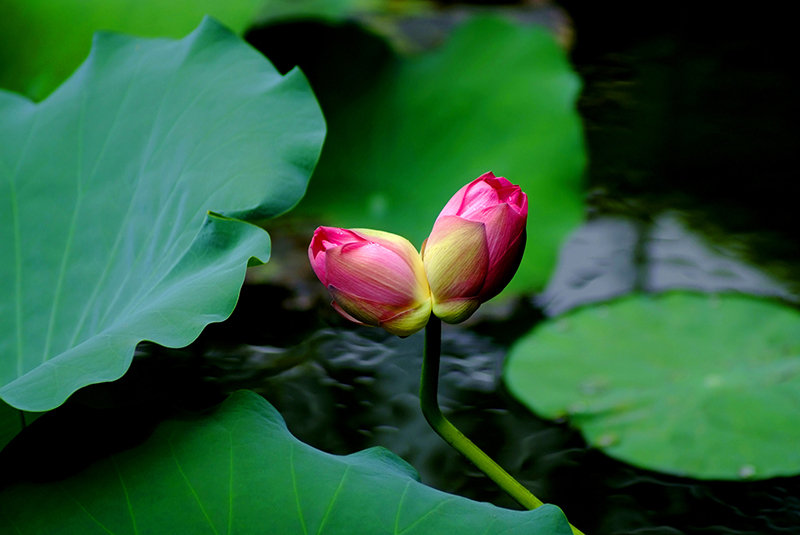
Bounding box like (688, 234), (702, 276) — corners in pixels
(505, 292), (800, 480)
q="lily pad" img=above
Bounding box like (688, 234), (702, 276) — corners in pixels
(297, 15), (586, 294)
(0, 390), (573, 534)
(0, 18), (325, 411)
(505, 292), (800, 479)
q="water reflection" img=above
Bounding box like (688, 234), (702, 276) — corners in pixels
(538, 212), (797, 316)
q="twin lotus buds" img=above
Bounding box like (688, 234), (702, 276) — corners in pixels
(308, 172), (528, 336)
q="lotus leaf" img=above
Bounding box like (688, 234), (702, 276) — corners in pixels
(505, 292), (800, 479)
(0, 390), (573, 534)
(0, 18), (325, 411)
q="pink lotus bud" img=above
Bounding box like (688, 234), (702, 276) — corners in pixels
(422, 172), (528, 323)
(308, 227), (432, 336)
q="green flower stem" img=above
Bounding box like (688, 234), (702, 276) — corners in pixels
(420, 317), (584, 535)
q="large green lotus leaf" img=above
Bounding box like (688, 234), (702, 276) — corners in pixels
(505, 292), (800, 479)
(0, 0), (265, 100)
(0, 391), (573, 534)
(297, 15), (586, 294)
(0, 19), (325, 411)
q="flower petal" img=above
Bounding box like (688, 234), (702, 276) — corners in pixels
(328, 286), (399, 326)
(431, 297), (480, 324)
(423, 215), (489, 304)
(439, 171), (496, 217)
(329, 286), (430, 336)
(326, 242), (419, 306)
(350, 228), (430, 299)
(474, 203), (526, 267)
(330, 300), (368, 326)
(479, 228), (526, 301)
(381, 299), (432, 336)
(308, 226), (366, 285)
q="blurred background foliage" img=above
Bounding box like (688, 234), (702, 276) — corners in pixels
(0, 0), (266, 100)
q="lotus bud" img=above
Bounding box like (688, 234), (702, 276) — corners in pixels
(308, 226), (432, 336)
(422, 172), (528, 323)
